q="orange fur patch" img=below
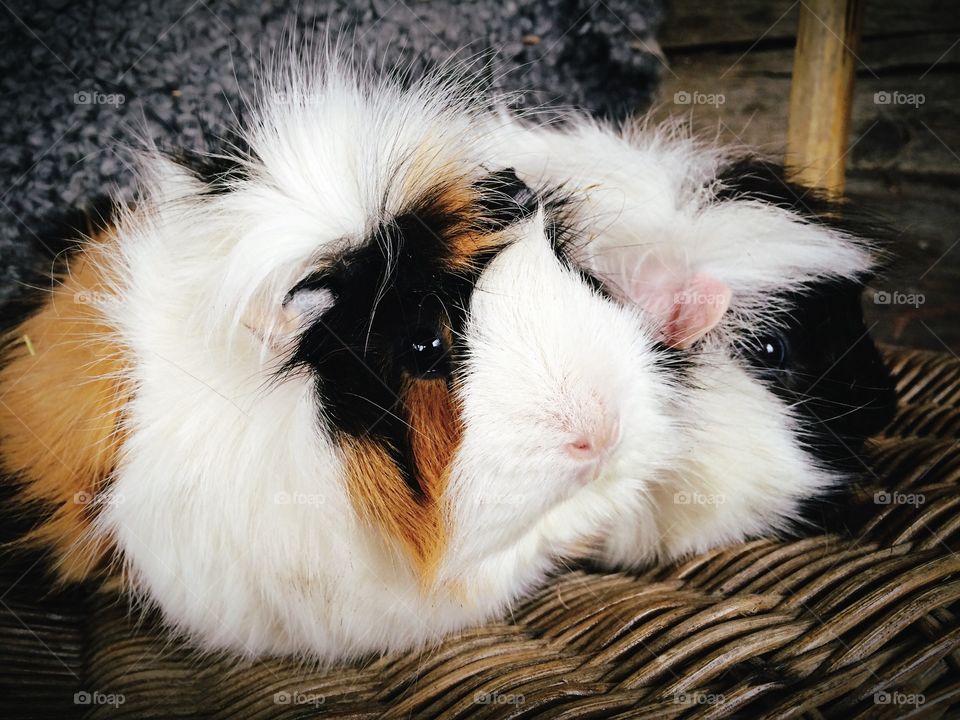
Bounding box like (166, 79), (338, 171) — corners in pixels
(0, 230), (128, 583)
(403, 376), (462, 502)
(440, 183), (490, 268)
(340, 177), (514, 583)
(445, 227), (510, 273)
(415, 176), (512, 273)
(342, 375), (462, 586)
(342, 175), (513, 585)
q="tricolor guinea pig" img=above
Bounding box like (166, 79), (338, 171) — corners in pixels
(0, 61), (689, 661)
(488, 115), (897, 564)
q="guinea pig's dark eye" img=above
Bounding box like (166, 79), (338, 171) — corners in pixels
(401, 325), (449, 378)
(751, 331), (791, 369)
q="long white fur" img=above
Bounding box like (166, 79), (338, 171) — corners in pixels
(486, 113), (878, 567)
(486, 115), (874, 340)
(77, 61), (876, 662)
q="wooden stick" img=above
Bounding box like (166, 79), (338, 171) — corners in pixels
(785, 0), (865, 196)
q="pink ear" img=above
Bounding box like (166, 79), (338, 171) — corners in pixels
(662, 274), (731, 348)
(617, 258), (731, 348)
(245, 288), (335, 350)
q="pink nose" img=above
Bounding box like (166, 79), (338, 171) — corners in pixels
(565, 417), (621, 461)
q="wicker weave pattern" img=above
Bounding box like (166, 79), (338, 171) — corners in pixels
(1, 346), (958, 719)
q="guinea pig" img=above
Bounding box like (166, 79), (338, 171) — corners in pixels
(0, 60), (689, 662)
(486, 114), (897, 564)
(0, 57), (896, 663)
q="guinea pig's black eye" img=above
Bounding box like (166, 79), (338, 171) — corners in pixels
(751, 331), (791, 369)
(401, 325), (449, 378)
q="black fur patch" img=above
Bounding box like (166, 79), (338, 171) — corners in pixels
(652, 341), (695, 377)
(736, 279), (896, 454)
(166, 123), (255, 195)
(717, 159), (897, 532)
(472, 168), (539, 227)
(545, 193), (616, 301)
(171, 146), (251, 194)
(282, 169), (539, 495)
(738, 280), (896, 533)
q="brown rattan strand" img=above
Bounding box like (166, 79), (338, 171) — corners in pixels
(0, 343), (958, 719)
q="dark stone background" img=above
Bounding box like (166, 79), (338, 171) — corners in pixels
(0, 0), (665, 303)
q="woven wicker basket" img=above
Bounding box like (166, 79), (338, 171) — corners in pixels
(2, 345), (959, 719)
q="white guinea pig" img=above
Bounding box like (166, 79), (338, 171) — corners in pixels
(0, 60), (894, 663)
(487, 114), (897, 565)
